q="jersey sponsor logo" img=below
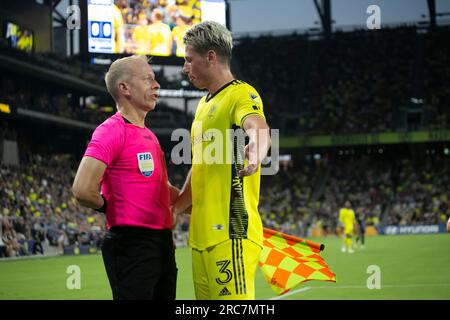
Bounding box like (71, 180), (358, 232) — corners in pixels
(218, 286), (231, 297)
(249, 92), (261, 107)
(207, 104), (218, 119)
(212, 224), (224, 231)
(192, 130), (215, 146)
(137, 152), (154, 177)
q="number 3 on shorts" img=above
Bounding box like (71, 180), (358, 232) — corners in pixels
(215, 260), (232, 285)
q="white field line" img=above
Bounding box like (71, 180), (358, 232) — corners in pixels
(269, 286), (311, 300)
(269, 283), (450, 299)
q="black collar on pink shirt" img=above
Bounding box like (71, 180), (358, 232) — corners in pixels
(122, 116), (132, 124)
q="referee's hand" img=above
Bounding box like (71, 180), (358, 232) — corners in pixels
(170, 206), (180, 229)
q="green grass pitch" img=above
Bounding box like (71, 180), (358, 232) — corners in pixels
(0, 233), (449, 300)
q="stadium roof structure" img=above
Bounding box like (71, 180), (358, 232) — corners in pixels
(230, 0), (448, 39)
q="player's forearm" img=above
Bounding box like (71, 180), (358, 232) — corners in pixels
(168, 182), (181, 206)
(247, 127), (271, 165)
(173, 191), (191, 215)
(256, 128), (271, 164)
(243, 115), (271, 166)
(173, 169), (192, 214)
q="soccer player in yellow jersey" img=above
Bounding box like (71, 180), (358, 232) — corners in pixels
(177, 0), (194, 18)
(148, 9), (172, 56)
(113, 4), (125, 53)
(17, 30), (33, 52)
(172, 15), (190, 57)
(172, 21), (271, 300)
(339, 200), (356, 253)
(132, 13), (152, 54)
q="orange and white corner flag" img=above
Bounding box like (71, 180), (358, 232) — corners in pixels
(258, 228), (336, 295)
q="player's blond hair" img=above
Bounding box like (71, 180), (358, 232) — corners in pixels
(183, 21), (232, 64)
(104, 55), (150, 101)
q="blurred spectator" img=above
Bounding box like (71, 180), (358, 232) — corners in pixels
(148, 9), (173, 56)
(172, 14), (191, 57)
(132, 13), (152, 54)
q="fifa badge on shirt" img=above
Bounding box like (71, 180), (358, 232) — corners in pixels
(137, 152), (154, 177)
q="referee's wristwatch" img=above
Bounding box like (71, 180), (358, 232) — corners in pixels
(95, 194), (107, 213)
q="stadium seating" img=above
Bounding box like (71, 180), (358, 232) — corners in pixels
(0, 154), (105, 257)
(258, 150), (450, 238)
(234, 26), (450, 134)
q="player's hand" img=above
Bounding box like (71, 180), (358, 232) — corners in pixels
(238, 144), (260, 177)
(238, 163), (259, 177)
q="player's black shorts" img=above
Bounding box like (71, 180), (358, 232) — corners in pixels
(101, 226), (177, 300)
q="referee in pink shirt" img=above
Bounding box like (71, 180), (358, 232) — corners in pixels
(72, 55), (179, 300)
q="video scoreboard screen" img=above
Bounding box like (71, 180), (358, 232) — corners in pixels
(87, 0), (227, 57)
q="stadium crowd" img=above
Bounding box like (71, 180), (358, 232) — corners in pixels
(257, 152), (450, 238)
(234, 26), (450, 135)
(0, 66), (192, 128)
(383, 155), (450, 226)
(2, 147), (449, 258)
(3, 23), (449, 135)
(0, 154), (105, 258)
(1, 35), (193, 127)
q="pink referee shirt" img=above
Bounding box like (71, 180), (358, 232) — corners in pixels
(84, 112), (172, 230)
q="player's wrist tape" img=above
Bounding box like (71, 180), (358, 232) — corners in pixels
(95, 194), (107, 213)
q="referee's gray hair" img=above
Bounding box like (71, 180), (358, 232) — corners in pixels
(183, 21), (232, 64)
(104, 55), (150, 101)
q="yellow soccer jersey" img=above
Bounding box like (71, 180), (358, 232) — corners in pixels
(339, 208), (356, 232)
(132, 25), (151, 54)
(113, 4), (124, 53)
(148, 22), (172, 56)
(172, 24), (190, 57)
(17, 33), (33, 52)
(189, 80), (266, 250)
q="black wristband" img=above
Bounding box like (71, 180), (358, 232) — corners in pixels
(95, 194), (107, 213)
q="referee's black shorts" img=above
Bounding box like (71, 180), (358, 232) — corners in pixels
(101, 226), (177, 300)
